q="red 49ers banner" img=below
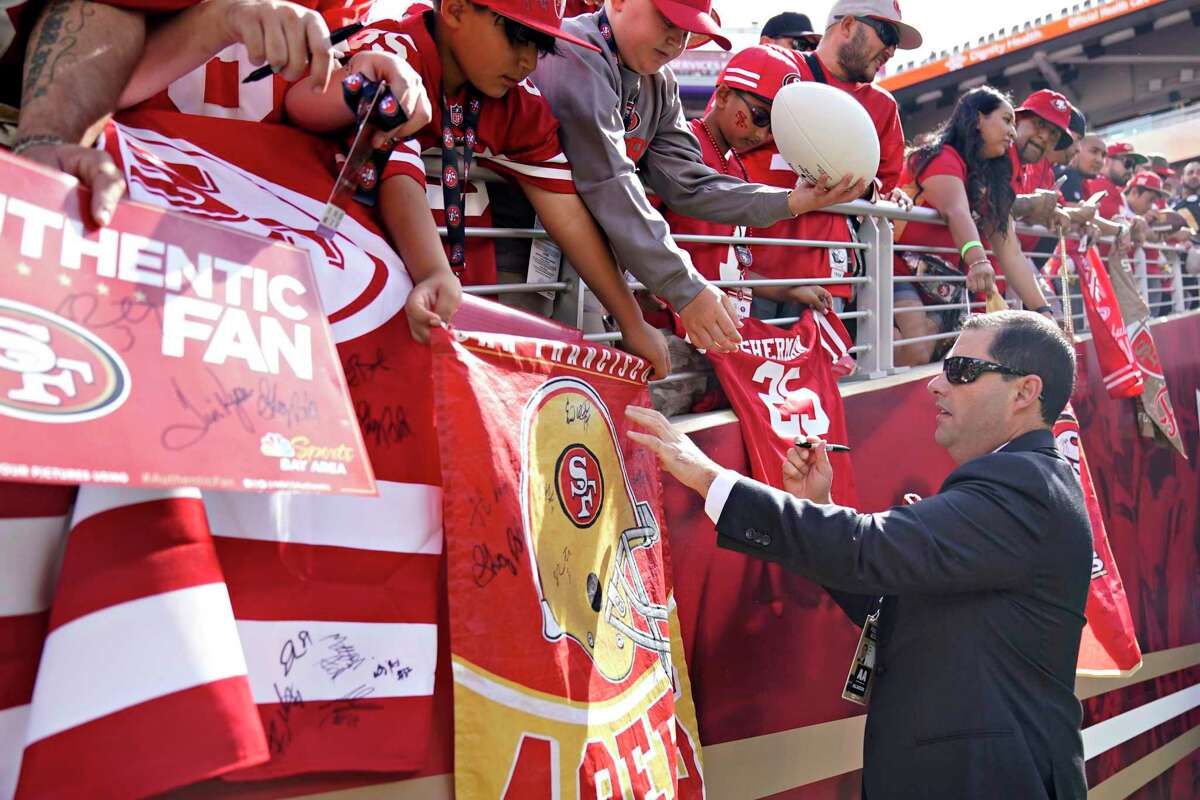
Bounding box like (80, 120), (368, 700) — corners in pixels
(1054, 405), (1142, 676)
(432, 328), (704, 799)
(0, 151), (373, 494)
(1099, 247), (1186, 456)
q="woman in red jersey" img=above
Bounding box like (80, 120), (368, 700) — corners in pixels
(893, 86), (1052, 365)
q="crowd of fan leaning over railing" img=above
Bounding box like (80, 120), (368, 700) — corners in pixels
(4, 0), (1197, 403)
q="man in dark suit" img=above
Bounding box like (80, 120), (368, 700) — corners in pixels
(627, 310), (1092, 800)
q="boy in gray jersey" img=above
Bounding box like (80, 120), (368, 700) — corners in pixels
(533, 0), (865, 353)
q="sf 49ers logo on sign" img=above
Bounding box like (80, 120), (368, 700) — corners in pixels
(556, 444), (604, 528)
(753, 360), (830, 439)
(0, 299), (131, 423)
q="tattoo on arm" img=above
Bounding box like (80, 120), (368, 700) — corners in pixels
(22, 0), (96, 106)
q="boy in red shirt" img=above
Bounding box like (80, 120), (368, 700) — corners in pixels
(285, 0), (667, 372)
(660, 45), (832, 318)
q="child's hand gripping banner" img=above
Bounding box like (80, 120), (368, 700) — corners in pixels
(432, 328), (704, 799)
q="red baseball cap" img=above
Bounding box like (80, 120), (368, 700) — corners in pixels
(1106, 141), (1149, 165)
(1127, 170), (1169, 196)
(1016, 90), (1074, 151)
(717, 45), (804, 101)
(651, 0), (731, 51)
(481, 0), (601, 52)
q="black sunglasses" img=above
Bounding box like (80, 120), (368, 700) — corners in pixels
(854, 15), (900, 49)
(943, 356), (1032, 384)
(1122, 158), (1138, 171)
(784, 36), (818, 52)
(733, 90), (772, 129)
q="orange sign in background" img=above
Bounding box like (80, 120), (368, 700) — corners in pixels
(0, 152), (376, 494)
(881, 0), (1170, 92)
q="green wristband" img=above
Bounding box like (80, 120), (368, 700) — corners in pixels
(959, 240), (984, 259)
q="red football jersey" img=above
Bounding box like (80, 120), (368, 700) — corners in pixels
(1016, 158), (1056, 255)
(344, 12), (575, 287)
(895, 144), (974, 276)
(1083, 175), (1128, 222)
(1018, 158), (1056, 194)
(741, 144), (857, 298)
(659, 118), (742, 284)
(127, 0), (371, 124)
(704, 313), (858, 507)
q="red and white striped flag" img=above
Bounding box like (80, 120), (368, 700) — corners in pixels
(14, 487), (268, 798)
(206, 479), (443, 780)
(0, 483), (72, 800)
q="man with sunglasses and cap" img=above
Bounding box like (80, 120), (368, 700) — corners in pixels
(627, 308), (1090, 800)
(760, 11), (822, 51)
(531, 0), (867, 356)
(806, 0), (923, 201)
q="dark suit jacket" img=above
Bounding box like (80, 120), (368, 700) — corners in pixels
(716, 429), (1092, 800)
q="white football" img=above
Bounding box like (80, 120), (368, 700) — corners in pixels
(771, 81), (881, 185)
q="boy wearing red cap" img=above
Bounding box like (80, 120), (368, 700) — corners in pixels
(285, 0), (668, 372)
(1125, 170), (1173, 314)
(531, 0), (865, 354)
(658, 45), (833, 315)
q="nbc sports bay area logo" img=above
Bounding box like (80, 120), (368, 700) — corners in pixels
(0, 299), (131, 423)
(555, 443), (604, 528)
(260, 431), (355, 475)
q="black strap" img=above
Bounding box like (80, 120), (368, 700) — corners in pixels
(440, 89), (482, 278)
(598, 10), (641, 132)
(804, 53), (829, 85)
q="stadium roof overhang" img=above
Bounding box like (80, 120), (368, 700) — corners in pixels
(884, 0), (1200, 142)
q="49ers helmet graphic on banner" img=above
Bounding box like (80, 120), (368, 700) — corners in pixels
(519, 377), (670, 683)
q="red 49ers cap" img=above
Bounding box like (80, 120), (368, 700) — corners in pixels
(1127, 170), (1169, 196)
(717, 45), (804, 102)
(1016, 90), (1075, 151)
(651, 0), (731, 51)
(480, 0), (601, 52)
(1106, 141), (1149, 164)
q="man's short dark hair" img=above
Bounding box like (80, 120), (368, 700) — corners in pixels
(961, 311), (1076, 426)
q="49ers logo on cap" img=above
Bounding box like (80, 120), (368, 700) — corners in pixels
(555, 443), (604, 528)
(0, 299), (131, 423)
(1052, 97), (1069, 112)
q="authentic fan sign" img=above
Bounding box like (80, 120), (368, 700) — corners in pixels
(0, 152), (375, 495)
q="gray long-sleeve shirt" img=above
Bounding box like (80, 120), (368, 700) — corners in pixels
(532, 12), (794, 310)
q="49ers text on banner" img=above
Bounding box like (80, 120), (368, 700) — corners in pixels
(0, 152), (374, 494)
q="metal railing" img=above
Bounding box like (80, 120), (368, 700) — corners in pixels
(435, 164), (1198, 384)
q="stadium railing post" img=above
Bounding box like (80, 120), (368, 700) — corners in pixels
(853, 213), (893, 377)
(1170, 249), (1186, 315)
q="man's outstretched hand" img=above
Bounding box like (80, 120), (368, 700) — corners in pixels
(625, 406), (721, 498)
(18, 143), (126, 226)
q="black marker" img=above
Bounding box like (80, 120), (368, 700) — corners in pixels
(794, 440), (852, 453)
(242, 22), (365, 84)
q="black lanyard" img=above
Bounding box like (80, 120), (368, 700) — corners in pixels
(598, 10), (641, 133)
(440, 90), (481, 277)
(804, 53), (829, 85)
